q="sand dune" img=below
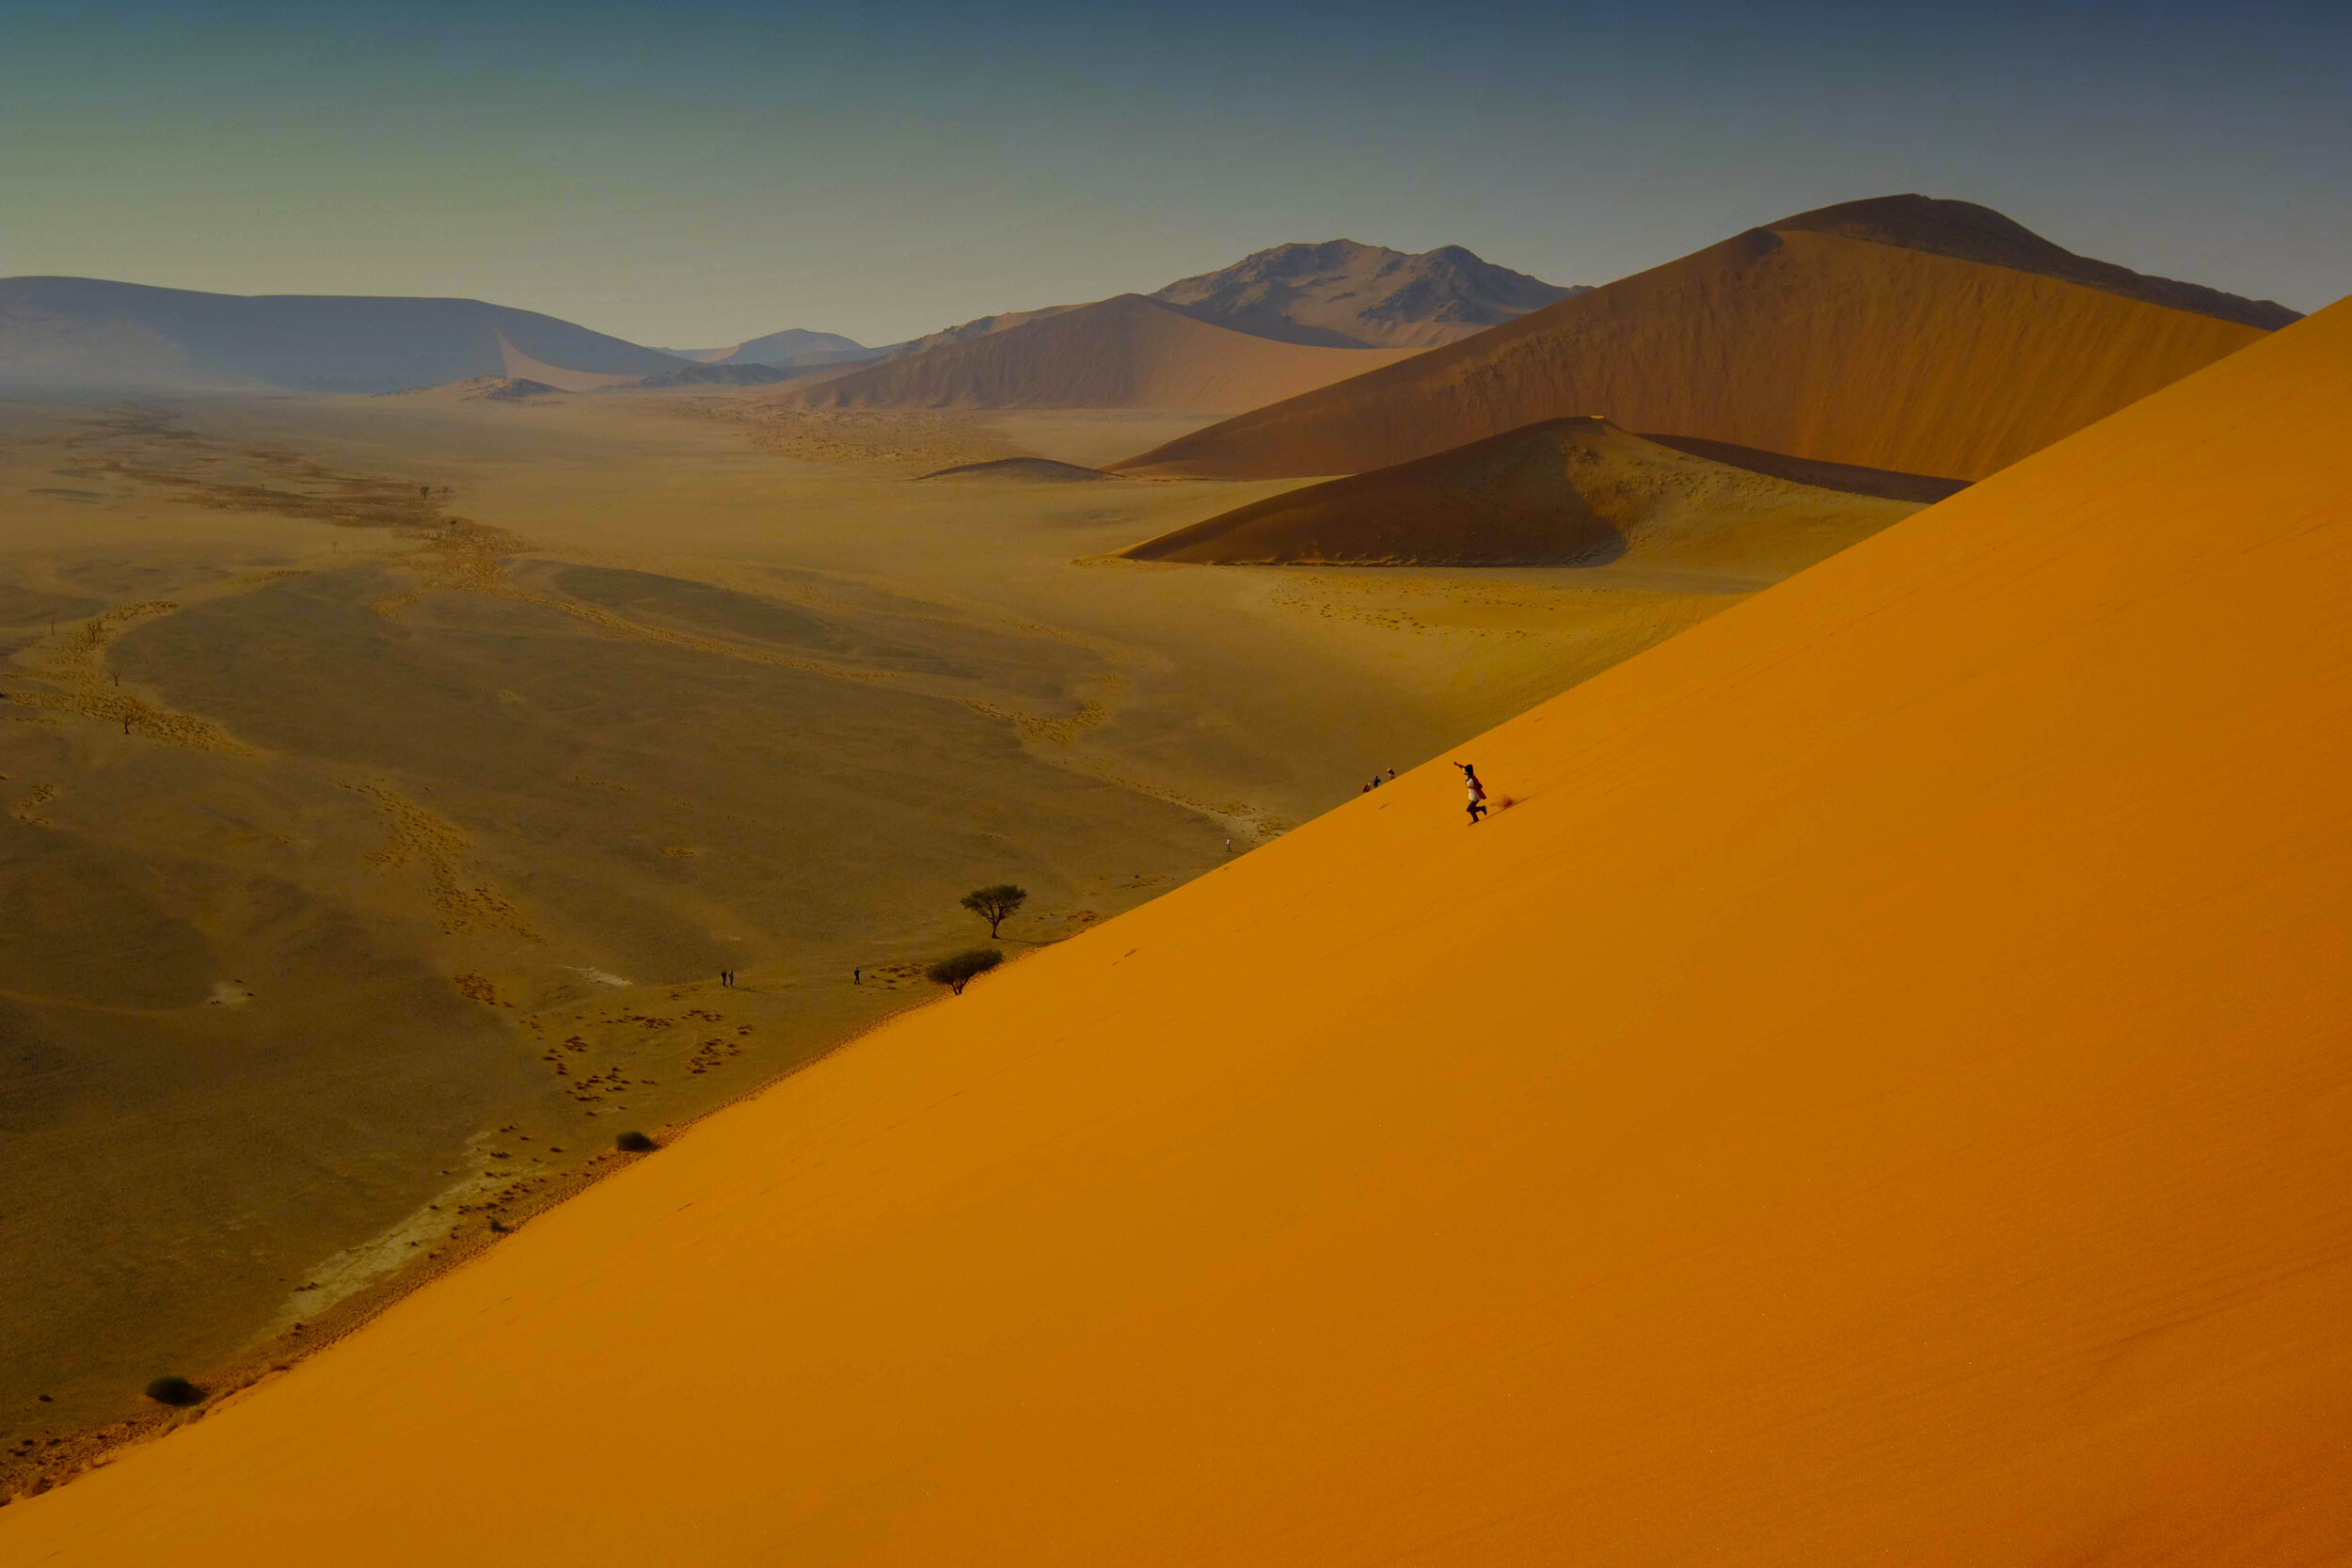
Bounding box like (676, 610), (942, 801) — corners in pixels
(880, 305), (1082, 359)
(780, 294), (1424, 412)
(1637, 434), (1971, 503)
(1773, 194), (2301, 328)
(8, 296), (2348, 1564)
(375, 375), (562, 402)
(917, 456), (1112, 483)
(629, 361), (804, 388)
(1150, 238), (1581, 347)
(1118, 195), (2282, 481)
(0, 277), (690, 393)
(657, 327), (876, 367)
(1120, 416), (1917, 566)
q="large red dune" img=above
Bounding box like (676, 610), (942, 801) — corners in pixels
(1116, 195), (2285, 481)
(6, 301), (2348, 1564)
(780, 293), (1422, 411)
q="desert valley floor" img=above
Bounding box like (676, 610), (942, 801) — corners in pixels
(0, 385), (1787, 1457)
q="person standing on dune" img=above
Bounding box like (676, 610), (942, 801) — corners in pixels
(1457, 762), (1488, 825)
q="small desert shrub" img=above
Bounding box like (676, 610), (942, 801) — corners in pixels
(926, 948), (1003, 995)
(614, 1130), (657, 1152)
(959, 884), (1027, 938)
(145, 1375), (203, 1406)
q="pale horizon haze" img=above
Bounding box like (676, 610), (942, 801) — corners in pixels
(3, 0), (2345, 348)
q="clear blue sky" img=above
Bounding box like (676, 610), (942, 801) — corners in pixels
(3, 0), (2344, 346)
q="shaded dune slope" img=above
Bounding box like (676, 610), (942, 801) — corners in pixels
(1639, 433), (1972, 502)
(1120, 416), (1918, 567)
(917, 456), (1110, 483)
(1116, 197), (2276, 481)
(1775, 194), (2301, 328)
(880, 305), (1080, 359)
(9, 304), (2352, 1564)
(0, 277), (688, 393)
(780, 293), (1423, 411)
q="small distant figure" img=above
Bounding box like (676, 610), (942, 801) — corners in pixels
(853, 967), (861, 985)
(1370, 774), (1382, 789)
(720, 969), (733, 988)
(1360, 783), (1371, 794)
(1386, 768), (1396, 782)
(1457, 762), (1488, 826)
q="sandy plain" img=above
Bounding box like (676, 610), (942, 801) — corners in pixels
(0, 382), (1815, 1474)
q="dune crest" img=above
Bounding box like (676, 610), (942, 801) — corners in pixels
(1772, 193), (2300, 327)
(778, 293), (1424, 412)
(1120, 416), (1918, 567)
(5, 283), (2347, 1563)
(1117, 196), (2280, 481)
(917, 456), (1112, 483)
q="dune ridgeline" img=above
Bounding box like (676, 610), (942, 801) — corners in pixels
(775, 294), (1428, 413)
(0, 277), (691, 393)
(1117, 195), (2295, 483)
(4, 284), (2345, 1566)
(771, 239), (1578, 411)
(1120, 416), (1921, 567)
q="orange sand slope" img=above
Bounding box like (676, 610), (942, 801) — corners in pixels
(781, 293), (1423, 411)
(1120, 416), (1917, 567)
(10, 305), (2351, 1564)
(1117, 195), (2280, 481)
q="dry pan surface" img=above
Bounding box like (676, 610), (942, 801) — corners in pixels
(4, 309), (2345, 1558)
(0, 388), (1776, 1476)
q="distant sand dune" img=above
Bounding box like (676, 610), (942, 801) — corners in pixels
(1120, 417), (1917, 567)
(780, 294), (1424, 413)
(1116, 195), (2282, 482)
(0, 277), (691, 393)
(917, 456), (1112, 483)
(376, 375), (561, 402)
(6, 296), (2346, 1561)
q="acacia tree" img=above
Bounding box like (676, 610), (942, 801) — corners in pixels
(960, 883), (1027, 938)
(926, 949), (1002, 995)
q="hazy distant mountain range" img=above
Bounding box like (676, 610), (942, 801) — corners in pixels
(857, 239), (1582, 364)
(0, 239), (1579, 395)
(1152, 239), (1585, 347)
(0, 277), (687, 393)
